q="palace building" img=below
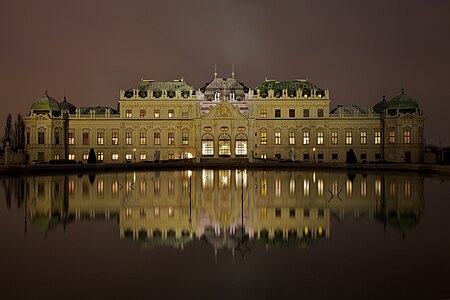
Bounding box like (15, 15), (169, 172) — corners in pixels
(24, 73), (424, 163)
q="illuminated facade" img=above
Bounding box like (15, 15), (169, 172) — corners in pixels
(23, 170), (424, 250)
(24, 75), (424, 163)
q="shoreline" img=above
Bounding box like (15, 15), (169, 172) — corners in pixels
(1, 159), (450, 177)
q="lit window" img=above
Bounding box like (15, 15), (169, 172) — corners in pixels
(97, 132), (104, 145)
(289, 109), (295, 118)
(154, 109), (160, 118)
(374, 130), (381, 144)
(331, 131), (338, 145)
(261, 131), (267, 145)
(260, 108), (267, 118)
(112, 153), (119, 161)
(202, 134), (214, 156)
(140, 109), (146, 118)
(82, 132), (89, 145)
(289, 132), (295, 145)
(404, 129), (411, 144)
(182, 131), (189, 145)
(389, 130), (395, 144)
(140, 153), (146, 161)
(168, 109), (174, 118)
(168, 132), (175, 145)
(125, 153), (132, 161)
(140, 132), (146, 145)
(68, 154), (75, 160)
(360, 131), (367, 145)
(275, 109), (281, 118)
(154, 132), (160, 145)
(317, 132), (324, 145)
(83, 154), (89, 160)
(260, 153), (267, 159)
(303, 132), (310, 145)
(235, 134), (247, 156)
(125, 109), (132, 118)
(97, 151), (104, 162)
(275, 132), (281, 145)
(182, 110), (188, 118)
(68, 132), (74, 145)
(345, 131), (352, 145)
(111, 132), (119, 145)
(126, 132), (132, 145)
(168, 153), (174, 160)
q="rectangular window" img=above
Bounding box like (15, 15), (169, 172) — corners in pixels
(168, 153), (174, 160)
(389, 131), (395, 144)
(83, 132), (89, 145)
(140, 109), (146, 118)
(26, 132), (30, 145)
(140, 154), (146, 161)
(111, 132), (119, 145)
(68, 132), (74, 145)
(182, 132), (189, 145)
(332, 153), (338, 160)
(331, 131), (338, 145)
(360, 131), (367, 145)
(318, 109), (324, 117)
(68, 154), (75, 160)
(168, 132), (175, 145)
(375, 153), (382, 160)
(154, 132), (160, 145)
(289, 109), (295, 118)
(317, 132), (324, 145)
(275, 109), (281, 118)
(112, 153), (119, 161)
(345, 131), (352, 145)
(168, 109), (174, 118)
(182, 110), (188, 118)
(97, 132), (104, 145)
(361, 153), (367, 160)
(83, 154), (89, 160)
(97, 151), (104, 162)
(303, 109), (309, 117)
(54, 131), (60, 145)
(260, 108), (267, 118)
(404, 129), (411, 144)
(140, 132), (146, 145)
(275, 132), (281, 145)
(261, 131), (267, 145)
(303, 132), (310, 145)
(289, 132), (295, 145)
(303, 153), (310, 161)
(374, 130), (381, 145)
(125, 153), (132, 161)
(418, 129), (423, 144)
(154, 109), (160, 118)
(125, 109), (132, 118)
(125, 132), (132, 145)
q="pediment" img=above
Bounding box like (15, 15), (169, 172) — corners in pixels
(203, 101), (247, 120)
(33, 114), (51, 120)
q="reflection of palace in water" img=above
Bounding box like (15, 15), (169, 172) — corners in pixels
(21, 170), (424, 251)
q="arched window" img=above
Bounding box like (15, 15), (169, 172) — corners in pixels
(218, 133), (231, 157)
(202, 133), (214, 156)
(235, 134), (248, 156)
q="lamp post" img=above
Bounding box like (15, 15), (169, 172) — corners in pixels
(133, 148), (136, 162)
(313, 147), (316, 160)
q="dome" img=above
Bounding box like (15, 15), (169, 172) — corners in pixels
(31, 91), (61, 112)
(386, 89), (419, 112)
(59, 96), (77, 114)
(373, 95), (388, 114)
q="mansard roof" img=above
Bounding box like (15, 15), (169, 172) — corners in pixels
(256, 79), (324, 92)
(78, 106), (118, 114)
(330, 105), (369, 115)
(59, 97), (77, 114)
(200, 77), (249, 93)
(134, 79), (193, 92)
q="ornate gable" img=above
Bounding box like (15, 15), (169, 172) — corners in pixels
(202, 101), (247, 121)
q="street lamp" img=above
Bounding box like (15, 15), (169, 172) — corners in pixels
(313, 147), (316, 160)
(133, 148), (136, 162)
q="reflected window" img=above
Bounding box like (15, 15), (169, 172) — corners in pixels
(275, 179), (281, 197)
(361, 180), (367, 197)
(168, 207), (174, 218)
(289, 209), (296, 218)
(405, 180), (411, 197)
(202, 169), (214, 189)
(275, 208), (281, 217)
(318, 179), (324, 196)
(261, 178), (267, 197)
(389, 181), (396, 196)
(289, 178), (295, 195)
(97, 179), (103, 195)
(154, 207), (160, 218)
(140, 179), (146, 194)
(154, 180), (160, 195)
(261, 208), (267, 219)
(303, 179), (310, 197)
(375, 179), (381, 196)
(125, 208), (132, 218)
(168, 180), (175, 194)
(346, 180), (352, 196)
(112, 180), (118, 195)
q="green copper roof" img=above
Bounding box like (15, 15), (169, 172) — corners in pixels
(257, 79), (322, 92)
(136, 79), (193, 91)
(31, 91), (61, 111)
(386, 90), (419, 111)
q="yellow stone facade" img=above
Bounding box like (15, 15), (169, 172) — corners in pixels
(24, 77), (424, 163)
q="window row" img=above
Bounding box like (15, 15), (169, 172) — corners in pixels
(260, 108), (324, 118)
(66, 131), (189, 146)
(125, 108), (189, 119)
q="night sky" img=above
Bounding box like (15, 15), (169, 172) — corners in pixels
(1, 0), (450, 145)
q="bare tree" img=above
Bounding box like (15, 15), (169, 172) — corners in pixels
(2, 113), (12, 147)
(13, 114), (25, 151)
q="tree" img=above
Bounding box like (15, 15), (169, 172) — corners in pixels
(87, 148), (97, 164)
(2, 113), (12, 147)
(11, 114), (25, 152)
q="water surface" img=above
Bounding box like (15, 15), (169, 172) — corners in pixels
(1, 170), (449, 299)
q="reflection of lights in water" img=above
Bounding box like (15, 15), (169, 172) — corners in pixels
(68, 180), (75, 194)
(202, 169), (213, 189)
(361, 180), (367, 197)
(261, 208), (267, 219)
(97, 180), (103, 194)
(221, 176), (228, 186)
(154, 207), (160, 217)
(303, 179), (309, 197)
(332, 180), (338, 195)
(318, 179), (323, 196)
(125, 208), (132, 218)
(346, 180), (353, 196)
(261, 179), (267, 197)
(313, 171), (316, 183)
(133, 172), (136, 183)
(140, 180), (146, 194)
(275, 179), (281, 197)
(405, 180), (411, 197)
(389, 181), (396, 196)
(375, 179), (381, 196)
(289, 178), (295, 195)
(168, 207), (174, 217)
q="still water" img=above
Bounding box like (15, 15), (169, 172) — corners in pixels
(1, 169), (449, 299)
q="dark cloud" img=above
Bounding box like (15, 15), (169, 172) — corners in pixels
(1, 0), (450, 144)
